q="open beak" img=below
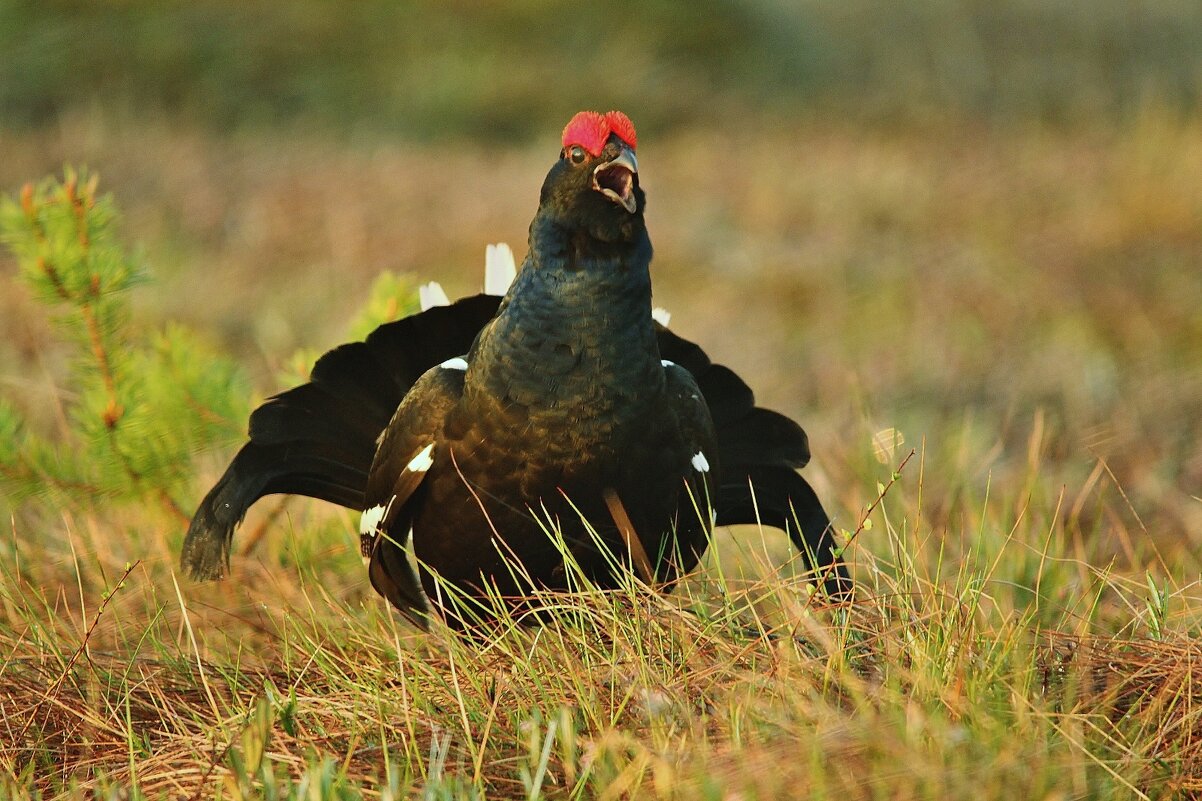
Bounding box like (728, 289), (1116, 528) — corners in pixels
(593, 147), (639, 213)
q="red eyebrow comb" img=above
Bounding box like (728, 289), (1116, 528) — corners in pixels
(562, 110), (638, 156)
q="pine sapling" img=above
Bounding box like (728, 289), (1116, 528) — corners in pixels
(0, 169), (249, 524)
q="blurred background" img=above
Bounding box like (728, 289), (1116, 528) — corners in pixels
(2, 0), (1201, 573)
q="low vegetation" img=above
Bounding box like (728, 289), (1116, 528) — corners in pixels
(4, 457), (1202, 797)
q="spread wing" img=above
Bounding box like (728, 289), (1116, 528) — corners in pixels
(183, 292), (844, 596)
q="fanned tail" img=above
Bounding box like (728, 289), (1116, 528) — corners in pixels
(183, 290), (845, 597)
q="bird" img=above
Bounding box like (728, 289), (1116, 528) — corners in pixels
(181, 110), (848, 626)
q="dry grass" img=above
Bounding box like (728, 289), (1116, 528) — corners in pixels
(2, 106), (1201, 797)
(4, 511), (1202, 798)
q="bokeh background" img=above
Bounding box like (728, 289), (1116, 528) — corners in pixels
(2, 0), (1201, 571)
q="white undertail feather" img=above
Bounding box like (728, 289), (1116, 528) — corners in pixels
(360, 498), (398, 565)
(359, 503), (387, 536)
(484, 243), (517, 296)
(652, 307), (671, 327)
(440, 357), (469, 371)
(406, 443), (435, 473)
(419, 282), (450, 310)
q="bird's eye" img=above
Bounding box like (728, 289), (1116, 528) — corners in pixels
(569, 146), (587, 164)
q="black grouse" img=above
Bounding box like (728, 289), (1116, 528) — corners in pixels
(182, 110), (847, 625)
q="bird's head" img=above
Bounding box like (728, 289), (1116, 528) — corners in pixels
(537, 110), (644, 242)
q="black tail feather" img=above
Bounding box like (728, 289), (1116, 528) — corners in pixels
(715, 464), (851, 599)
(249, 295), (501, 447)
(683, 364), (754, 423)
(181, 441), (372, 578)
(715, 407), (811, 470)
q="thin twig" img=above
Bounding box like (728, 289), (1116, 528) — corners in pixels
(806, 449), (915, 610)
(15, 559), (141, 744)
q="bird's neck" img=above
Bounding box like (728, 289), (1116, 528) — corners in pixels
(467, 216), (662, 411)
